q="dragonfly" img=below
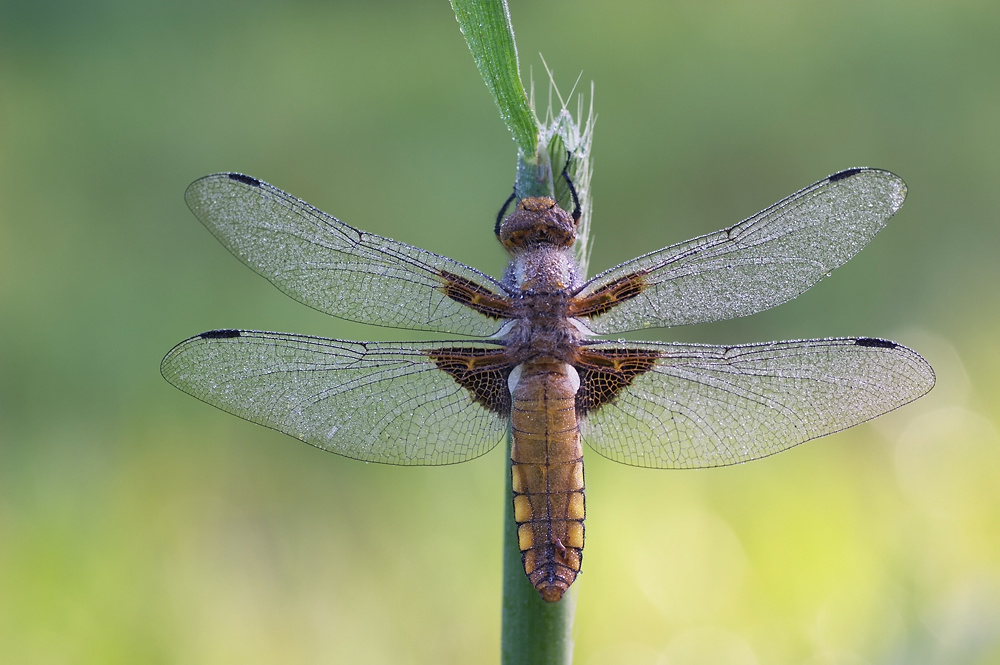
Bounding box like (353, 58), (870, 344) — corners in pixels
(161, 166), (934, 602)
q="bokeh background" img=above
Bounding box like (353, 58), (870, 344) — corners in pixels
(2, 1), (999, 663)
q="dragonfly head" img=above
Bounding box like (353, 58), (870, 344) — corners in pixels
(497, 197), (578, 253)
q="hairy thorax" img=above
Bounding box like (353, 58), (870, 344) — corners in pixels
(501, 246), (588, 362)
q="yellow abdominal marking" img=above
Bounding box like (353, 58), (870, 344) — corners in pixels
(518, 524), (534, 551)
(513, 495), (532, 522)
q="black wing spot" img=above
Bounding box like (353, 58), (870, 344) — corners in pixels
(228, 173), (261, 187)
(200, 329), (242, 339)
(829, 168), (865, 183)
(855, 337), (897, 349)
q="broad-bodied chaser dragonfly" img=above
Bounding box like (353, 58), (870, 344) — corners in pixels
(162, 167), (934, 602)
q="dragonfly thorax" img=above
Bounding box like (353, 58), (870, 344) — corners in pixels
(502, 291), (588, 364)
(498, 198), (586, 362)
(504, 245), (582, 295)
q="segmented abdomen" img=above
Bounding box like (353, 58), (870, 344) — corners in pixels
(509, 357), (585, 602)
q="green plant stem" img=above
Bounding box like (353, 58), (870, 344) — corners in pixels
(450, 0), (538, 156)
(501, 429), (577, 665)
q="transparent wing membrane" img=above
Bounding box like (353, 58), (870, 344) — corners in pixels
(160, 331), (508, 465)
(185, 174), (509, 337)
(580, 337), (934, 469)
(578, 169), (907, 333)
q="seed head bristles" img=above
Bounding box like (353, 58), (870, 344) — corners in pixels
(529, 57), (597, 277)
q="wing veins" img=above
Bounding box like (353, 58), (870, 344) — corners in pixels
(161, 332), (508, 465)
(576, 170), (906, 333)
(578, 337), (933, 469)
(186, 174), (509, 336)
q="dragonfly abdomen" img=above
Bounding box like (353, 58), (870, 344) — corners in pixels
(509, 358), (585, 602)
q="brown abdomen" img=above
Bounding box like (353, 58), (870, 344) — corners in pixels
(510, 357), (585, 602)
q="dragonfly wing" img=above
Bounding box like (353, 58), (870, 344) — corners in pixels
(185, 174), (512, 337)
(573, 168), (906, 333)
(576, 337), (934, 469)
(160, 330), (511, 465)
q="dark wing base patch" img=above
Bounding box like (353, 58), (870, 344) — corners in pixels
(573, 347), (662, 416)
(569, 271), (647, 319)
(424, 347), (513, 415)
(439, 270), (514, 320)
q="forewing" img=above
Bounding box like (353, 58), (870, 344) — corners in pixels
(160, 330), (511, 465)
(577, 337), (934, 469)
(574, 169), (907, 333)
(185, 174), (512, 337)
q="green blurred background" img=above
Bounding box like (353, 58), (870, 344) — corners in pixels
(2, 1), (999, 663)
